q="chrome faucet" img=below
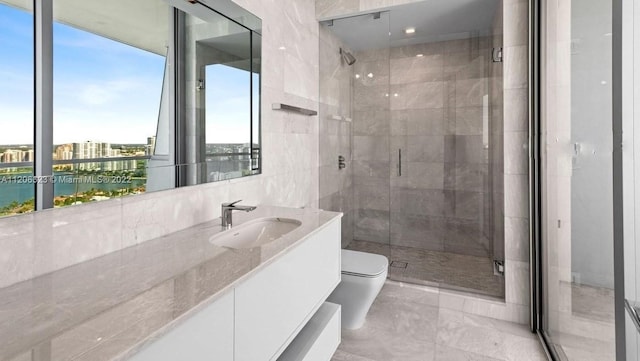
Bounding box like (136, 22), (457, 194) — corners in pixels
(221, 200), (256, 229)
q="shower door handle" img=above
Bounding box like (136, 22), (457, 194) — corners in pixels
(397, 149), (402, 176)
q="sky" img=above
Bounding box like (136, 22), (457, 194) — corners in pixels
(206, 64), (252, 144)
(0, 3), (254, 146)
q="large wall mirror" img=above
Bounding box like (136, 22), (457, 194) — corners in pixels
(0, 0), (261, 217)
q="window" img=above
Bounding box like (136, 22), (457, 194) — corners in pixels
(0, 1), (34, 216)
(52, 0), (169, 206)
(0, 0), (262, 217)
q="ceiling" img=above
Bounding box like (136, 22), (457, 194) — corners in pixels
(4, 0), (170, 55)
(326, 0), (500, 51)
(3, 0), (262, 56)
(166, 0), (261, 34)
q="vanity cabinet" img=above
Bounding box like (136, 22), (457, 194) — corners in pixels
(129, 290), (234, 361)
(128, 218), (341, 361)
(234, 219), (341, 361)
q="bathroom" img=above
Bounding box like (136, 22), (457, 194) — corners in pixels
(0, 0), (636, 360)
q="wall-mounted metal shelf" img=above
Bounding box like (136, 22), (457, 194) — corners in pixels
(272, 103), (318, 116)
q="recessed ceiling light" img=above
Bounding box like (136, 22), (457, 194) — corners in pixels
(278, 46), (286, 50)
(367, 73), (374, 78)
(405, 27), (416, 34)
(355, 74), (360, 79)
(393, 93), (399, 97)
(416, 54), (424, 57)
(385, 93), (389, 97)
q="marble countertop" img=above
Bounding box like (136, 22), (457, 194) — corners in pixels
(0, 206), (342, 361)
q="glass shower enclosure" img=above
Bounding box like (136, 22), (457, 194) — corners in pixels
(319, 1), (505, 299)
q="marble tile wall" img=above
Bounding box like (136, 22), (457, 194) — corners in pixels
(319, 25), (354, 247)
(501, 0), (531, 321)
(351, 47), (391, 244)
(0, 0), (321, 289)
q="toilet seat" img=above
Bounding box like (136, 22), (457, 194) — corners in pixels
(341, 249), (388, 278)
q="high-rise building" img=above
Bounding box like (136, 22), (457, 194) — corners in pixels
(0, 149), (25, 163)
(73, 141), (112, 170)
(23, 150), (33, 162)
(54, 144), (73, 161)
(146, 136), (156, 156)
(69, 141), (140, 171)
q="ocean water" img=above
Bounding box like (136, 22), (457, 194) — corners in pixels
(0, 172), (146, 208)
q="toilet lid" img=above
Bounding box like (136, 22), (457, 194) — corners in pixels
(341, 249), (388, 277)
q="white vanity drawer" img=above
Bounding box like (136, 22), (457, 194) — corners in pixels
(277, 302), (341, 361)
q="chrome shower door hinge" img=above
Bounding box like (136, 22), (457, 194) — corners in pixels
(494, 260), (505, 276)
(492, 47), (503, 63)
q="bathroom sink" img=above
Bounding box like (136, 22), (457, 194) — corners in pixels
(209, 217), (302, 249)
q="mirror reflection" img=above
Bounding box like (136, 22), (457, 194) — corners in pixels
(199, 25), (261, 182)
(179, 4), (261, 186)
(0, 0), (261, 217)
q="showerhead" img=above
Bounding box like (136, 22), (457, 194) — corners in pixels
(340, 48), (356, 66)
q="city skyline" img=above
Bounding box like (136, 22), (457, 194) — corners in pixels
(0, 141), (254, 147)
(0, 138), (255, 163)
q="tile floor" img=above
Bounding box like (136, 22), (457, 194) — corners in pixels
(332, 281), (547, 361)
(347, 240), (505, 298)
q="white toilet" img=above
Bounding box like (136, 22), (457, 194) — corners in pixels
(327, 249), (388, 329)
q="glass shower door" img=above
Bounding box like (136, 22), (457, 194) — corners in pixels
(386, 30), (505, 298)
(347, 12), (392, 258)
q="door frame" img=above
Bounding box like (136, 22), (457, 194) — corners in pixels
(530, 0), (627, 359)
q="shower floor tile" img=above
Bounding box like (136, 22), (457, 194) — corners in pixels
(346, 239), (505, 299)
